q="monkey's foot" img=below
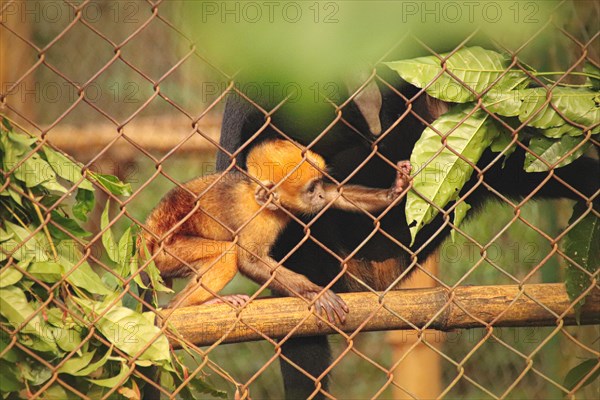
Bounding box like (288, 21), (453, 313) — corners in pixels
(393, 160), (412, 194)
(303, 289), (349, 325)
(204, 294), (250, 307)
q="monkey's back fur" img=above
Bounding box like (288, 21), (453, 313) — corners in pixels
(143, 171), (288, 279)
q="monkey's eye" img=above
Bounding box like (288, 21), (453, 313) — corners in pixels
(307, 180), (319, 194)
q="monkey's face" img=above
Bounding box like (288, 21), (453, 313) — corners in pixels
(276, 178), (326, 215)
(299, 179), (327, 214)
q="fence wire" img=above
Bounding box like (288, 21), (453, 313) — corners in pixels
(1, 1), (599, 399)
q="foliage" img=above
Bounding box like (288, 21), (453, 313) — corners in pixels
(0, 120), (225, 399)
(385, 46), (599, 321)
(563, 202), (600, 323)
(564, 358), (600, 392)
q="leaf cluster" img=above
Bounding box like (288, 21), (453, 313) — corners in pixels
(0, 120), (225, 399)
(385, 47), (599, 243)
(386, 48), (599, 386)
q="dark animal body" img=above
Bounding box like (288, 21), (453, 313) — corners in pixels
(217, 70), (600, 398)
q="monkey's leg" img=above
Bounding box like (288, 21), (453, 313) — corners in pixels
(151, 236), (239, 307)
(153, 235), (235, 277)
(168, 250), (239, 308)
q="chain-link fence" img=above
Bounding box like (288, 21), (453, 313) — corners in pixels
(1, 1), (599, 399)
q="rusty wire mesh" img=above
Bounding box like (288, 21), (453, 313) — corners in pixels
(1, 1), (599, 399)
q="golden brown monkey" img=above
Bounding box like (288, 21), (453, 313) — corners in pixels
(142, 140), (411, 322)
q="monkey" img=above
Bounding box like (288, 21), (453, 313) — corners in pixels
(216, 70), (600, 399)
(141, 139), (412, 323)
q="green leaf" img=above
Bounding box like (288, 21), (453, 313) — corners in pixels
(87, 362), (131, 387)
(0, 265), (24, 287)
(62, 346), (112, 377)
(40, 384), (81, 400)
(160, 371), (176, 392)
(483, 90), (523, 117)
(67, 262), (113, 296)
(54, 241), (112, 295)
(42, 147), (94, 191)
(187, 377), (228, 399)
(57, 349), (96, 376)
(6, 130), (37, 147)
(74, 297), (170, 363)
(100, 201), (119, 264)
(89, 172), (132, 197)
(11, 149), (66, 192)
(564, 358), (600, 391)
(583, 62), (600, 90)
(118, 227), (134, 270)
(48, 210), (91, 240)
(0, 360), (23, 393)
(0, 286), (59, 353)
(489, 132), (517, 167)
(385, 46), (528, 103)
(524, 135), (591, 172)
(73, 189), (95, 222)
(0, 186), (23, 206)
(0, 229), (13, 243)
(519, 87), (600, 137)
(138, 237), (172, 293)
(563, 202), (600, 323)
(1, 117), (14, 131)
(18, 359), (52, 385)
(1, 130), (33, 177)
(406, 105), (501, 244)
(3, 221), (51, 262)
(53, 327), (83, 353)
(0, 286), (41, 334)
(0, 331), (22, 363)
(28, 261), (63, 283)
(44, 308), (83, 352)
(72, 352), (111, 378)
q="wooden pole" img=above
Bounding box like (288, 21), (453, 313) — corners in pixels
(160, 284), (600, 348)
(387, 257), (442, 400)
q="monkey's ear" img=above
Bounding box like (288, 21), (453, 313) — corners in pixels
(255, 181), (279, 211)
(345, 69), (383, 136)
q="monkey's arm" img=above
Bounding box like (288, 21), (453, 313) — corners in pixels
(325, 184), (394, 212)
(326, 160), (412, 213)
(237, 248), (348, 323)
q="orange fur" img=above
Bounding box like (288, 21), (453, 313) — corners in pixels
(142, 140), (410, 314)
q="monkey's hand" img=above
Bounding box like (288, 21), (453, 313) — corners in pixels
(255, 180), (279, 211)
(391, 160), (412, 197)
(302, 289), (349, 325)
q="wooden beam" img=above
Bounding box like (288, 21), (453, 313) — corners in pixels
(161, 284), (600, 347)
(42, 114), (222, 161)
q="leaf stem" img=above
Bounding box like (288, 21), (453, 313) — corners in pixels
(0, 198), (29, 228)
(28, 188), (59, 261)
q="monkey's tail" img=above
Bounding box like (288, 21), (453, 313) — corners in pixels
(217, 92), (260, 171)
